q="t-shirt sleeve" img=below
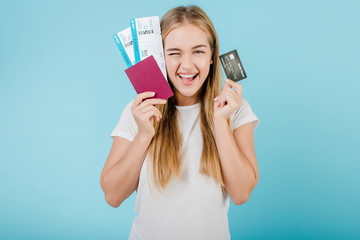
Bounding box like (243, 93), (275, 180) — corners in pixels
(230, 98), (260, 131)
(110, 100), (138, 142)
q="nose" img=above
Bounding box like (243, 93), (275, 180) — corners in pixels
(180, 53), (194, 70)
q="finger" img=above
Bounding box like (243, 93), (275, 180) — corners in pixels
(214, 98), (219, 107)
(221, 97), (227, 107)
(216, 89), (226, 104)
(142, 110), (154, 121)
(222, 83), (231, 91)
(229, 89), (238, 98)
(221, 91), (236, 106)
(140, 105), (162, 119)
(143, 109), (161, 122)
(216, 93), (226, 107)
(217, 95), (227, 108)
(218, 84), (230, 100)
(225, 79), (242, 95)
(215, 95), (222, 107)
(216, 93), (230, 108)
(132, 92), (156, 109)
(225, 88), (238, 97)
(137, 98), (167, 112)
(226, 89), (243, 105)
(225, 93), (239, 108)
(214, 84), (228, 99)
(217, 83), (231, 103)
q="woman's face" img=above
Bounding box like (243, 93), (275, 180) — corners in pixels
(164, 23), (213, 106)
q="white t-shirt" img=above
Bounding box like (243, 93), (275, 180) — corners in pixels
(110, 98), (260, 240)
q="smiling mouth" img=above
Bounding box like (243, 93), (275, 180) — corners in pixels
(178, 73), (199, 81)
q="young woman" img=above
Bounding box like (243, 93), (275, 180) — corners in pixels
(100, 5), (260, 240)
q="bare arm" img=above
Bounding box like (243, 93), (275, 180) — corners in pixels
(214, 119), (259, 205)
(213, 79), (259, 205)
(100, 92), (166, 208)
(100, 134), (152, 208)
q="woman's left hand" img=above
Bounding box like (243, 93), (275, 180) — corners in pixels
(214, 79), (243, 121)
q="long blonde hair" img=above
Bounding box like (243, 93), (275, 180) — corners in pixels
(148, 5), (227, 193)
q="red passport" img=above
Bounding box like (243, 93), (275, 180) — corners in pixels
(125, 56), (173, 100)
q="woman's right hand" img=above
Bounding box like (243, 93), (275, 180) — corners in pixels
(131, 92), (167, 139)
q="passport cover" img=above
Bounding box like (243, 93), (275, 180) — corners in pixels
(125, 55), (173, 100)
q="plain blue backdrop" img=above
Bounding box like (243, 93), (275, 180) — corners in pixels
(1, 0), (359, 239)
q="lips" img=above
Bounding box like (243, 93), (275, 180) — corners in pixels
(178, 73), (199, 86)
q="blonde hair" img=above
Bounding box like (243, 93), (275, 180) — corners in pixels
(148, 5), (228, 193)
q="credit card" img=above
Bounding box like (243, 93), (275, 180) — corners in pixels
(130, 16), (167, 80)
(219, 49), (247, 81)
(125, 55), (173, 100)
(113, 27), (135, 68)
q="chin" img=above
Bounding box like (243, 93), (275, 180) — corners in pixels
(170, 76), (204, 100)
(179, 87), (202, 98)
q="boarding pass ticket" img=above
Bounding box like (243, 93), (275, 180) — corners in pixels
(113, 27), (135, 68)
(130, 16), (167, 80)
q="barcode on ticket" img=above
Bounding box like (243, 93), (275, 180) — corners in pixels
(124, 41), (133, 48)
(138, 30), (154, 35)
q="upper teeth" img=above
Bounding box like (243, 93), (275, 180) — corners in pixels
(179, 74), (197, 78)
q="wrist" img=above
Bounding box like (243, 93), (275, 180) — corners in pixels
(213, 115), (228, 127)
(136, 132), (154, 143)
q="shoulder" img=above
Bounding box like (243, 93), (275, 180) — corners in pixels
(110, 99), (138, 141)
(124, 100), (135, 111)
(120, 100), (135, 117)
(230, 98), (260, 131)
(230, 98), (251, 119)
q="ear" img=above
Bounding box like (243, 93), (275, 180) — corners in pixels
(210, 59), (213, 64)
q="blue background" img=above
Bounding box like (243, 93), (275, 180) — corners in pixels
(1, 0), (359, 239)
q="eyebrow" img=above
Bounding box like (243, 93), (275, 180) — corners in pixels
(166, 44), (207, 51)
